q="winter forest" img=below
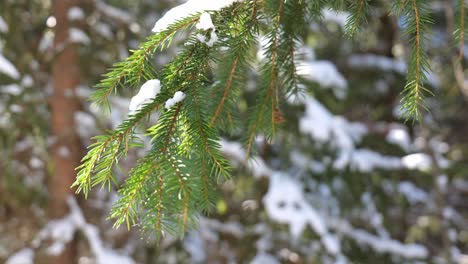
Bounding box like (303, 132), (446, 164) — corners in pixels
(1, 0), (468, 263)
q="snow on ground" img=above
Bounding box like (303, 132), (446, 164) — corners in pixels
(129, 79), (161, 114)
(0, 54), (20, 79)
(152, 0), (241, 33)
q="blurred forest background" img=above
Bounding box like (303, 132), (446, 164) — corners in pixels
(1, 0), (468, 263)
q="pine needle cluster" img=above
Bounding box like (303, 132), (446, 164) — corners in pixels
(73, 0), (467, 238)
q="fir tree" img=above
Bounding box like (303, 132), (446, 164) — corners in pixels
(72, 0), (468, 238)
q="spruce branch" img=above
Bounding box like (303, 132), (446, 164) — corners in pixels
(246, 0), (284, 158)
(345, 0), (369, 36)
(90, 15), (199, 111)
(454, 0), (468, 61)
(400, 0), (433, 121)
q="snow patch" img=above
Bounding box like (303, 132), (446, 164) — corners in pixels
(220, 139), (273, 178)
(402, 153), (432, 171)
(69, 28), (90, 44)
(68, 7), (85, 21)
(386, 126), (411, 151)
(348, 54), (407, 74)
(0, 16), (8, 33)
(333, 220), (428, 259)
(250, 253), (280, 264)
(195, 13), (218, 47)
(297, 60), (347, 99)
(34, 197), (135, 264)
(5, 248), (34, 264)
(2, 84), (23, 96)
(263, 173), (326, 237)
(129, 79), (161, 114)
(0, 54), (20, 79)
(196, 12), (215, 30)
(165, 91), (186, 109)
(299, 96), (366, 151)
(152, 0), (241, 33)
(38, 31), (54, 52)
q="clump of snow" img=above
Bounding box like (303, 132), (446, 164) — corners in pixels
(129, 79), (161, 114)
(69, 28), (90, 45)
(297, 60), (347, 99)
(196, 12), (214, 30)
(348, 54), (407, 74)
(152, 0), (241, 33)
(195, 13), (218, 47)
(0, 16), (8, 33)
(402, 153), (432, 171)
(196, 31), (218, 47)
(0, 54), (20, 79)
(68, 7), (85, 21)
(165, 91), (186, 109)
(386, 126), (411, 151)
(5, 248), (34, 264)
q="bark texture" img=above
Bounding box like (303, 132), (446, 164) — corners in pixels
(49, 0), (82, 263)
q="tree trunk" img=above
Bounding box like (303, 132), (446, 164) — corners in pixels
(49, 0), (82, 263)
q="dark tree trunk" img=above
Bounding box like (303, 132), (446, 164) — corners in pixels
(48, 0), (82, 263)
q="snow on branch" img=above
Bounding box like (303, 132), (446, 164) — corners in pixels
(152, 0), (242, 33)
